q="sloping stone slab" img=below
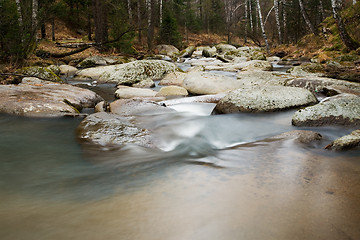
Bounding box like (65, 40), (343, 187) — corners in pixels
(292, 94), (360, 126)
(0, 78), (103, 117)
(325, 130), (360, 150)
(216, 86), (317, 113)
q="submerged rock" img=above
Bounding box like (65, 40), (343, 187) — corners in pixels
(0, 78), (103, 117)
(271, 130), (323, 144)
(325, 130), (360, 150)
(77, 112), (153, 148)
(216, 86), (317, 113)
(292, 94), (360, 126)
(182, 71), (243, 95)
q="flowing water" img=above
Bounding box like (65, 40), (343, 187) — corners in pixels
(1, 61), (360, 239)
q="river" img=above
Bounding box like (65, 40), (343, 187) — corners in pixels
(0, 60), (360, 239)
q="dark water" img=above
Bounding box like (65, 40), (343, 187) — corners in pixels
(1, 105), (360, 240)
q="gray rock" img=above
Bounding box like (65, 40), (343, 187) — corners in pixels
(156, 86), (188, 97)
(292, 94), (360, 126)
(180, 46), (196, 58)
(99, 60), (177, 85)
(115, 86), (157, 99)
(76, 56), (121, 68)
(182, 71), (244, 95)
(109, 99), (174, 116)
(59, 65), (78, 77)
(237, 70), (292, 86)
(241, 60), (273, 71)
(18, 66), (62, 82)
(288, 63), (324, 76)
(76, 112), (153, 148)
(154, 45), (180, 57)
(215, 44), (237, 54)
(159, 72), (187, 86)
(286, 76), (360, 95)
(216, 86), (317, 113)
(325, 130), (360, 150)
(0, 78), (103, 117)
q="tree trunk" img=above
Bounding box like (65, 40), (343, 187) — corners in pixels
(282, 0), (287, 43)
(353, 0), (356, 5)
(244, 0), (248, 43)
(249, 0), (254, 33)
(298, 0), (317, 35)
(255, 0), (270, 53)
(331, 0), (360, 50)
(88, 12), (92, 41)
(32, 0), (38, 40)
(51, 17), (55, 41)
(128, 0), (133, 22)
(274, 0), (282, 44)
(138, 0), (142, 43)
(15, 0), (23, 28)
(94, 0), (108, 44)
(146, 0), (153, 50)
(41, 22), (46, 39)
(159, 0), (163, 25)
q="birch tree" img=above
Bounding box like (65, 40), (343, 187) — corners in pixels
(146, 0), (153, 50)
(128, 0), (133, 22)
(298, 0), (317, 35)
(331, 0), (360, 50)
(32, 0), (38, 40)
(274, 0), (282, 43)
(255, 0), (269, 53)
(15, 0), (23, 28)
(281, 0), (287, 42)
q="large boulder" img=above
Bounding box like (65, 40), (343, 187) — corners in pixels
(154, 45), (180, 58)
(241, 60), (273, 71)
(115, 86), (157, 99)
(99, 60), (177, 85)
(325, 130), (360, 150)
(0, 78), (103, 117)
(76, 112), (153, 148)
(74, 65), (113, 81)
(215, 44), (237, 54)
(18, 66), (62, 82)
(182, 71), (244, 95)
(292, 94), (360, 126)
(216, 86), (317, 113)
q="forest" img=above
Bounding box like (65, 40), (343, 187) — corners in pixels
(0, 0), (359, 63)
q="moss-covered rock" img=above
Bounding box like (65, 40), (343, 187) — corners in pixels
(18, 66), (62, 82)
(288, 63), (325, 76)
(99, 60), (177, 85)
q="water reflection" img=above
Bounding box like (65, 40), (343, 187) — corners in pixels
(0, 111), (360, 240)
